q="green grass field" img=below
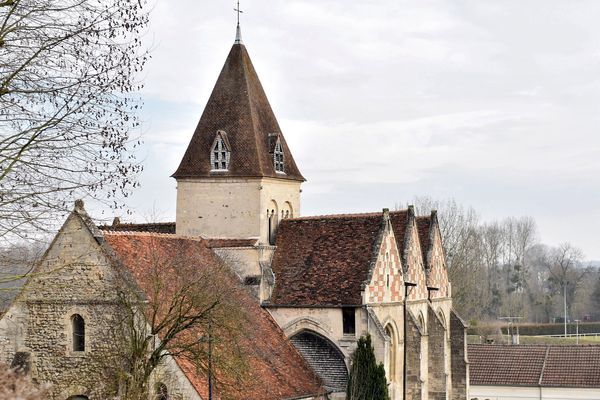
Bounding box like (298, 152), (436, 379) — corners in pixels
(468, 334), (600, 345)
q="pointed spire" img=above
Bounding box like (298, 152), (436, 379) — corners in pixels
(235, 24), (243, 45)
(172, 40), (304, 182)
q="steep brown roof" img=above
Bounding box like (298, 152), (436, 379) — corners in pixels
(268, 212), (385, 306)
(103, 232), (323, 399)
(469, 344), (600, 388)
(172, 41), (304, 181)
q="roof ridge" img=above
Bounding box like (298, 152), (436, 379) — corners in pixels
(288, 210), (410, 221)
(100, 221), (176, 227)
(102, 231), (204, 241)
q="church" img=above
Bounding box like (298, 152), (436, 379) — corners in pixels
(0, 23), (468, 400)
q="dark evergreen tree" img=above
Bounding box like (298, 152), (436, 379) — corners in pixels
(346, 334), (390, 400)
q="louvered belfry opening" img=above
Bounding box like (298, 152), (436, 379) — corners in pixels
(289, 330), (348, 392)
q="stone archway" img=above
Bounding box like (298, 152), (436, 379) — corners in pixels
(290, 330), (348, 392)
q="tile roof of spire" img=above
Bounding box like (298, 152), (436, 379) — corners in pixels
(172, 39), (304, 181)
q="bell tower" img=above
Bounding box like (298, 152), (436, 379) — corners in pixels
(172, 26), (304, 244)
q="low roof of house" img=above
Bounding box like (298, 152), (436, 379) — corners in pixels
(103, 231), (323, 399)
(469, 344), (600, 388)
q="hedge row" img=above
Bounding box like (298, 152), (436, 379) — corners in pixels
(468, 322), (600, 336)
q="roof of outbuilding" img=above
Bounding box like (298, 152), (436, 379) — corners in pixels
(103, 231), (323, 399)
(268, 212), (386, 307)
(172, 42), (304, 182)
(469, 344), (600, 388)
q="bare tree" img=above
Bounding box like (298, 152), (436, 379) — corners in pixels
(410, 197), (485, 319)
(480, 222), (504, 317)
(103, 238), (250, 400)
(544, 243), (589, 325)
(0, 0), (149, 241)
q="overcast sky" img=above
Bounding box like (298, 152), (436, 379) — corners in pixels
(107, 1), (600, 260)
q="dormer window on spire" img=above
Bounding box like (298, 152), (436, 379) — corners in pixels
(210, 131), (231, 171)
(274, 139), (284, 173)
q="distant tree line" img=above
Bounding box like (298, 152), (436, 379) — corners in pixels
(408, 197), (599, 324)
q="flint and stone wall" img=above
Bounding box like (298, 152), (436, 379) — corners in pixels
(0, 213), (200, 400)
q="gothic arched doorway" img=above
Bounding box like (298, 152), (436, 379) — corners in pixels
(290, 330), (348, 392)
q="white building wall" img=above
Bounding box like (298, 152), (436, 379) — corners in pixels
(470, 385), (600, 400)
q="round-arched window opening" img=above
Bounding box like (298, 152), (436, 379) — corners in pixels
(289, 330), (348, 392)
(155, 382), (168, 400)
(71, 314), (85, 352)
(67, 396), (89, 400)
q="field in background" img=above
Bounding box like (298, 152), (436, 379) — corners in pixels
(468, 334), (600, 345)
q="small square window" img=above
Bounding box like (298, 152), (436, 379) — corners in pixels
(342, 308), (356, 335)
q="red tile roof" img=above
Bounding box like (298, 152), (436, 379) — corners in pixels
(469, 344), (600, 388)
(99, 222), (176, 234)
(103, 232), (323, 399)
(172, 43), (304, 182)
(268, 212), (385, 306)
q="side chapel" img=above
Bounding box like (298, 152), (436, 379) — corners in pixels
(0, 23), (468, 400)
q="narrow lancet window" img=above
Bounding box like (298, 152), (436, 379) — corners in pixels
(210, 131), (230, 171)
(274, 139), (284, 173)
(72, 314), (85, 352)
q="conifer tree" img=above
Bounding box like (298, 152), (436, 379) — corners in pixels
(346, 334), (390, 400)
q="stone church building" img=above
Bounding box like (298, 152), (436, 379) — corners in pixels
(0, 25), (468, 400)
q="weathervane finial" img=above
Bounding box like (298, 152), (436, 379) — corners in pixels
(234, 1), (244, 44)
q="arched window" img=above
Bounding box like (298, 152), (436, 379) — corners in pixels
(418, 312), (426, 334)
(282, 201), (293, 219)
(385, 324), (397, 382)
(290, 330), (348, 392)
(274, 139), (284, 173)
(67, 396), (88, 400)
(267, 200), (278, 245)
(155, 383), (168, 400)
(71, 314), (85, 352)
(210, 131), (230, 171)
(267, 209), (277, 245)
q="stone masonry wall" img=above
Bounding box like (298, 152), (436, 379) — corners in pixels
(0, 212), (198, 399)
(450, 310), (468, 400)
(405, 313), (422, 400)
(427, 306), (446, 400)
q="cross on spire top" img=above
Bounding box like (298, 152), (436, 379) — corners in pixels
(234, 1), (243, 26)
(234, 1), (244, 44)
